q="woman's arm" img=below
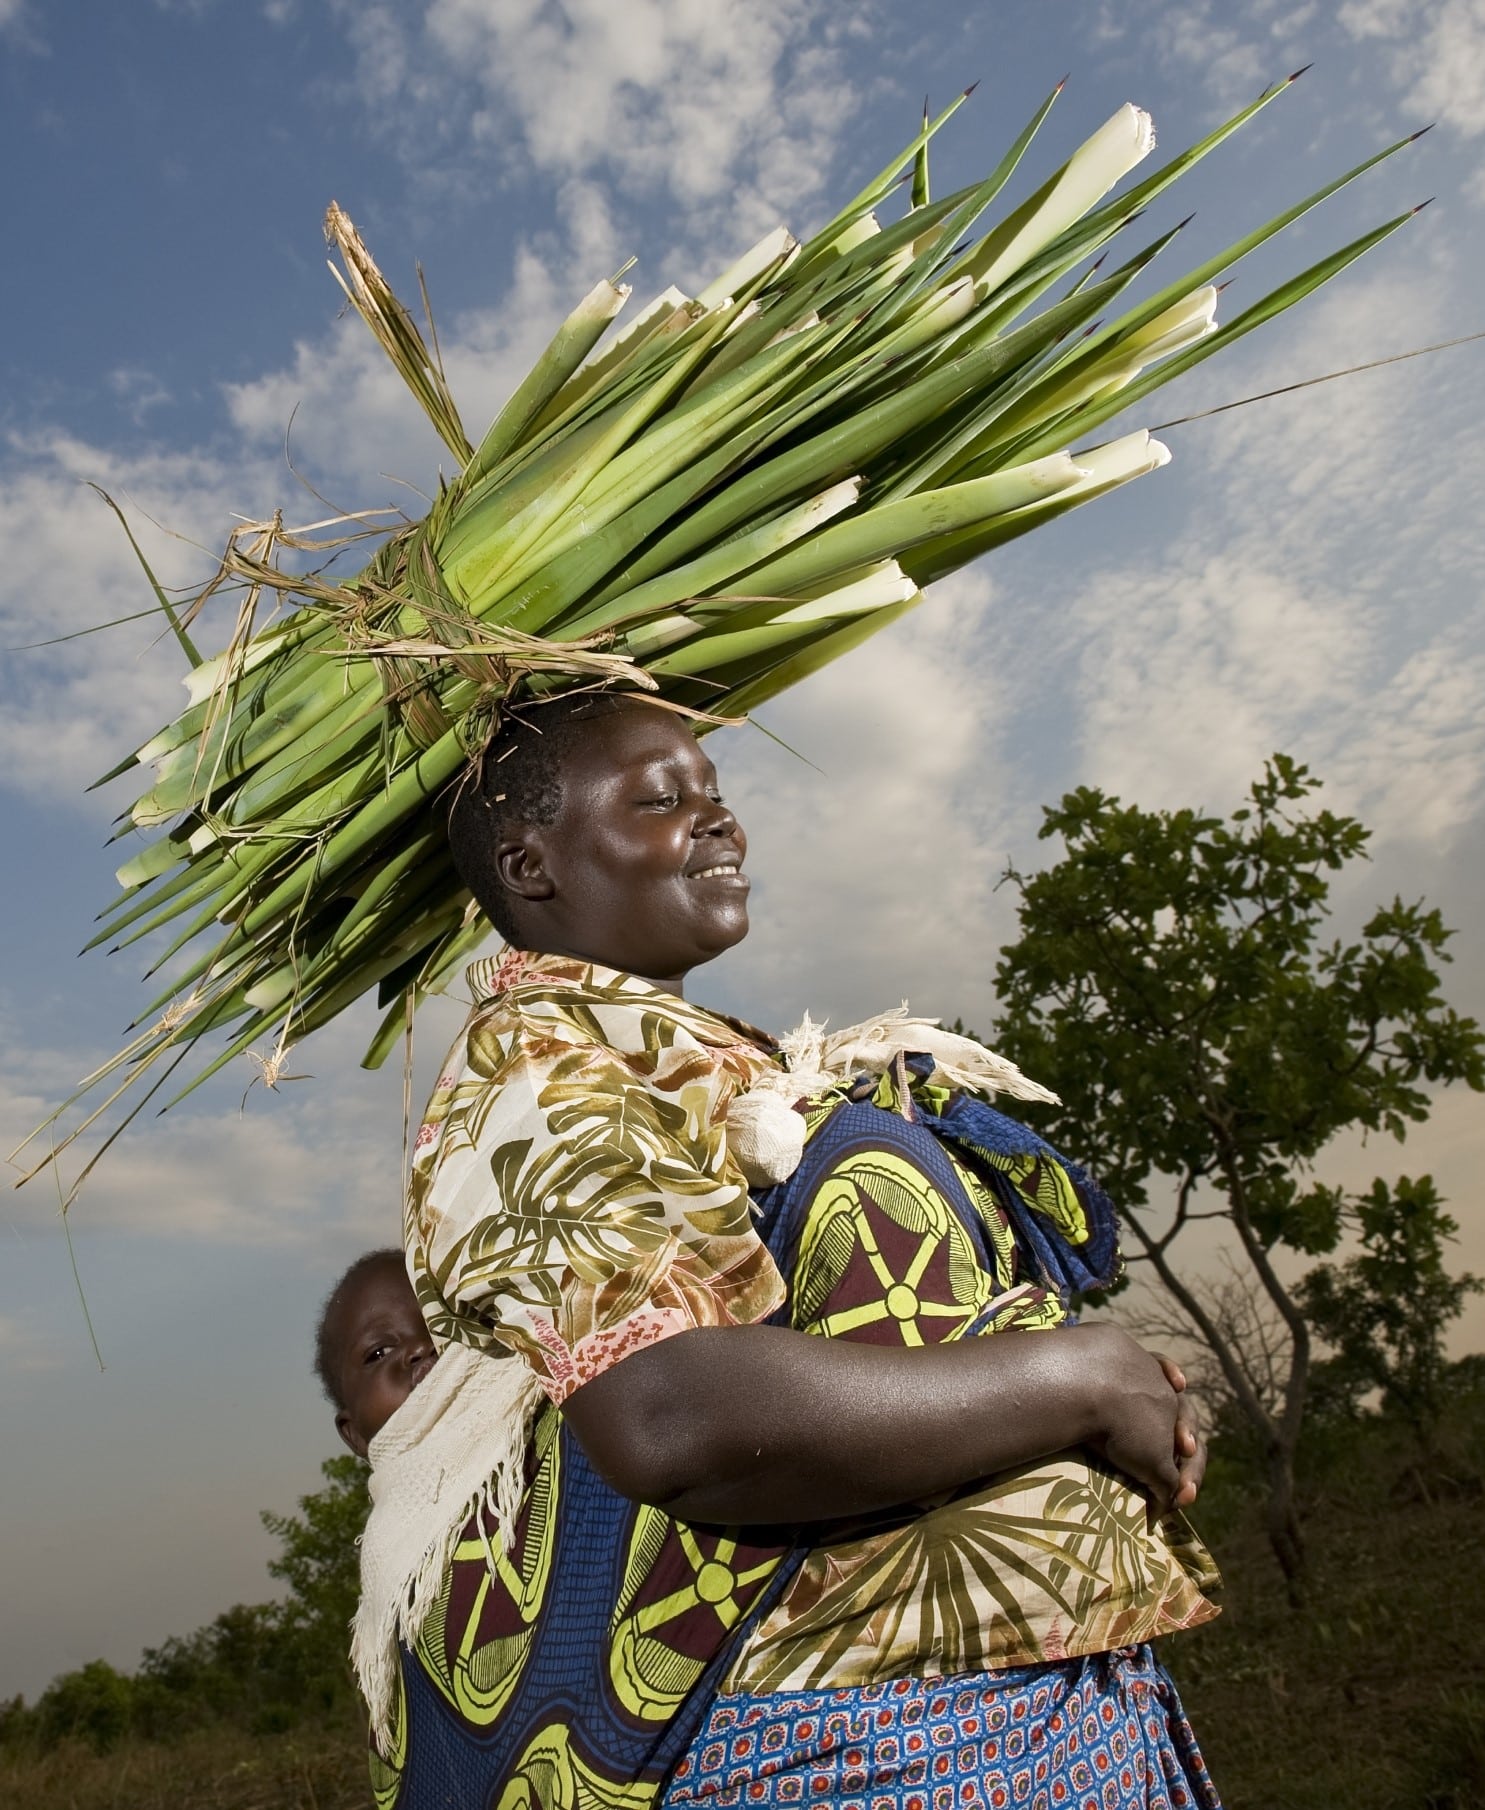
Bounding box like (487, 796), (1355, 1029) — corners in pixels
(562, 1318), (1188, 1524)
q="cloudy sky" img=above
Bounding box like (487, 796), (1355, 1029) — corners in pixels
(3, 0), (1483, 1703)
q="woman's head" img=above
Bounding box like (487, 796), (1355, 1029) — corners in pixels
(447, 694), (749, 993)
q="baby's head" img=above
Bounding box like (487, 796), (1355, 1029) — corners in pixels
(315, 1248), (437, 1460)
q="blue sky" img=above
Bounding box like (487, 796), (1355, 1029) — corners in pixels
(3, 0), (1483, 1702)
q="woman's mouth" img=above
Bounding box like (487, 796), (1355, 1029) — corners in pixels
(687, 860), (748, 885)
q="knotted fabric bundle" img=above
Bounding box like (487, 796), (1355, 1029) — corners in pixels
(725, 1006), (1059, 1187)
(352, 1339), (546, 1748)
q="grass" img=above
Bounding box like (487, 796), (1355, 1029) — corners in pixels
(1167, 1397), (1485, 1810)
(0, 1718), (369, 1810)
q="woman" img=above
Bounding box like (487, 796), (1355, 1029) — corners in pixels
(375, 692), (1220, 1810)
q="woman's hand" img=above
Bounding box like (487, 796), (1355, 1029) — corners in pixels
(1083, 1335), (1208, 1514)
(1077, 1324), (1189, 1514)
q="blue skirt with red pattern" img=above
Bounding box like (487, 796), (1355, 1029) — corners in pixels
(661, 1645), (1220, 1810)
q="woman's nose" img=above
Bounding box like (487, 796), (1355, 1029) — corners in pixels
(694, 795), (737, 836)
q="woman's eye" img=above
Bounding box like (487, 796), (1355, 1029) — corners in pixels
(641, 792), (679, 809)
(365, 1344), (389, 1364)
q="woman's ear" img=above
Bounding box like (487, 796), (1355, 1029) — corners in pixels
(496, 833), (557, 903)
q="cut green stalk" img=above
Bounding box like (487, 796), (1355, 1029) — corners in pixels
(900, 430), (1172, 586)
(694, 225), (799, 311)
(463, 277), (633, 487)
(964, 103), (1157, 302)
(733, 456), (1089, 601)
(562, 481), (864, 641)
(645, 562), (920, 677)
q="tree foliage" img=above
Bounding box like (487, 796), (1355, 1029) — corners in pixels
(260, 1452), (369, 1706)
(993, 754), (1483, 1596)
(1300, 1174), (1482, 1447)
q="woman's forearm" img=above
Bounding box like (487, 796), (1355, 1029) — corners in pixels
(561, 1320), (1181, 1524)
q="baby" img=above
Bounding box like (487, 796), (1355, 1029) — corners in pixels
(316, 1246), (545, 1740)
(315, 1248), (438, 1460)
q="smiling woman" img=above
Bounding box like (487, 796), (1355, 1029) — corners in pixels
(363, 692), (1224, 1810)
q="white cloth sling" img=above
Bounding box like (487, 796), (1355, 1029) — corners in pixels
(352, 1340), (545, 1748)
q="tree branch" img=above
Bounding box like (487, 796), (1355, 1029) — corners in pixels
(1116, 1202), (1277, 1448)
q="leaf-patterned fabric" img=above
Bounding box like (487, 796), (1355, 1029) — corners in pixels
(407, 948), (784, 1400)
(387, 951), (1219, 1809)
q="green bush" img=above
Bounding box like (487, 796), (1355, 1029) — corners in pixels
(34, 1660), (134, 1754)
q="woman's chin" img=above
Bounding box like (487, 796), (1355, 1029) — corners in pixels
(708, 902), (751, 953)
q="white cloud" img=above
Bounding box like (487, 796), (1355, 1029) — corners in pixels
(1339, 0), (1485, 194)
(1336, 623), (1485, 843)
(1, 1005), (421, 1250)
(1339, 0), (1485, 133)
(330, 0), (864, 257)
(716, 568), (1027, 1040)
(0, 0), (44, 48)
(0, 432), (294, 805)
(1145, 0), (1268, 102)
(1066, 553), (1364, 808)
(108, 367), (173, 424)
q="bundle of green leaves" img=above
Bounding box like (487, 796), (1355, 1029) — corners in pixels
(17, 77), (1425, 1196)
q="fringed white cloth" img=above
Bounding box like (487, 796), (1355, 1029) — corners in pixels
(725, 1005), (1059, 1187)
(351, 1339), (546, 1750)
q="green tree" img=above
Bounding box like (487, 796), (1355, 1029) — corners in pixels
(33, 1659), (134, 1753)
(260, 1453), (371, 1713)
(136, 1600), (304, 1736)
(993, 755), (1483, 1600)
(1299, 1174), (1482, 1453)
(0, 1694), (34, 1750)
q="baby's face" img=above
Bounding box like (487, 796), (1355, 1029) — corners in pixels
(333, 1259), (438, 1459)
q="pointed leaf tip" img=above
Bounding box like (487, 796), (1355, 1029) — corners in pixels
(1412, 197), (1435, 213)
(963, 81), (980, 99)
(1289, 64), (1314, 82)
(1410, 123), (1436, 143)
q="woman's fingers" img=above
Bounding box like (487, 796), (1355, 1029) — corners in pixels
(1172, 1390), (1208, 1506)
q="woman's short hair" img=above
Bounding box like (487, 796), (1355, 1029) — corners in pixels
(445, 690), (635, 943)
